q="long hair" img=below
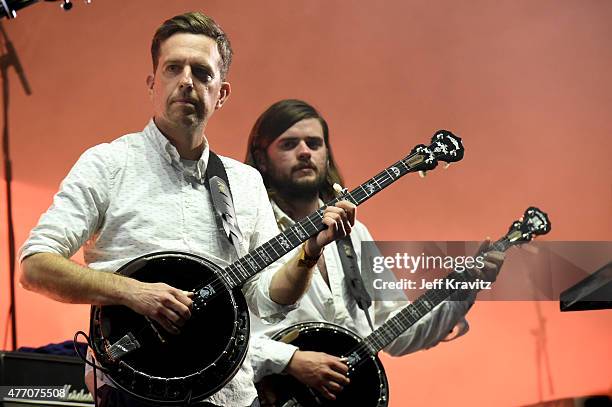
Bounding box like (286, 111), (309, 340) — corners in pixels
(245, 99), (344, 202)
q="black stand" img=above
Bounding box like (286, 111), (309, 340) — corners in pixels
(560, 261), (612, 312)
(0, 21), (31, 350)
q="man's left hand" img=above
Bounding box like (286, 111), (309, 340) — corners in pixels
(305, 200), (356, 257)
(473, 239), (505, 282)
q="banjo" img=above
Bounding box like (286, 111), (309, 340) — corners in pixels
(258, 207), (551, 407)
(89, 130), (464, 404)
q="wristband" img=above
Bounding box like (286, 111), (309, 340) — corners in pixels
(297, 242), (321, 268)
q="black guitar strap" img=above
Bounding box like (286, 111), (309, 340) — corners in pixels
(336, 236), (375, 331)
(204, 151), (243, 259)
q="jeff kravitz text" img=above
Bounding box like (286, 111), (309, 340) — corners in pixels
(373, 277), (492, 290)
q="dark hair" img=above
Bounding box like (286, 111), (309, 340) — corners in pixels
(151, 12), (233, 80)
(245, 99), (344, 201)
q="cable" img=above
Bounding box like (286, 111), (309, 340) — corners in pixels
(73, 330), (110, 407)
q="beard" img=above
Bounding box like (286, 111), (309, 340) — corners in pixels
(266, 165), (327, 202)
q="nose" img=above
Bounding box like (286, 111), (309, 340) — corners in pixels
(178, 67), (194, 90)
(296, 140), (312, 160)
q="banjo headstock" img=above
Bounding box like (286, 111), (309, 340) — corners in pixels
(409, 144), (438, 171)
(404, 130), (464, 173)
(430, 130), (464, 164)
(506, 206), (551, 244)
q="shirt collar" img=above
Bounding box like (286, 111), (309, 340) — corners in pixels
(143, 118), (210, 182)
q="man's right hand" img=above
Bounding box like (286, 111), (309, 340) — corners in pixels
(19, 253), (193, 335)
(125, 280), (193, 334)
(285, 350), (350, 400)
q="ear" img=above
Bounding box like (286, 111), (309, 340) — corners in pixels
(215, 81), (231, 110)
(146, 74), (155, 96)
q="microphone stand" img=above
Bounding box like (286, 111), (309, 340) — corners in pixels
(0, 20), (31, 351)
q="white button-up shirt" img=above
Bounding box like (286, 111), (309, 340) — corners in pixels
(20, 120), (292, 406)
(250, 200), (474, 382)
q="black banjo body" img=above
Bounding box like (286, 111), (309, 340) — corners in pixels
(262, 322), (389, 407)
(257, 207), (551, 407)
(90, 252), (250, 404)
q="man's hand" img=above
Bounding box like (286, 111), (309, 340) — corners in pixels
(124, 280), (194, 334)
(305, 200), (356, 257)
(268, 200), (356, 305)
(19, 253), (194, 335)
(472, 239), (505, 282)
(285, 350), (350, 400)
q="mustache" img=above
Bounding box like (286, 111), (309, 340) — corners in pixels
(292, 162), (317, 172)
(172, 90), (199, 105)
(172, 97), (199, 104)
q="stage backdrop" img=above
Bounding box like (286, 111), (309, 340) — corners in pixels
(1, 1), (611, 406)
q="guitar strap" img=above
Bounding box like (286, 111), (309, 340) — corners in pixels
(336, 236), (375, 331)
(204, 151), (243, 259)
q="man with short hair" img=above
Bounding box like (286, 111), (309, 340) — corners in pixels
(19, 14), (355, 407)
(245, 99), (505, 402)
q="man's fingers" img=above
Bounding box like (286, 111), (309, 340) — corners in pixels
(325, 369), (350, 385)
(484, 251), (505, 267)
(322, 215), (338, 234)
(334, 204), (349, 225)
(318, 201), (356, 242)
(161, 306), (185, 327)
(322, 212), (350, 237)
(477, 252), (505, 281)
(477, 238), (492, 256)
(163, 287), (193, 315)
(335, 200), (356, 226)
(330, 213), (348, 236)
(324, 380), (344, 393)
(134, 283), (194, 335)
(172, 288), (194, 307)
(323, 213), (348, 237)
(326, 202), (354, 227)
(159, 291), (193, 328)
(155, 315), (180, 335)
(318, 385), (337, 400)
(164, 294), (192, 321)
(329, 358), (349, 375)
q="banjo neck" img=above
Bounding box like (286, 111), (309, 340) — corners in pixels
(346, 207), (551, 368)
(211, 131), (464, 292)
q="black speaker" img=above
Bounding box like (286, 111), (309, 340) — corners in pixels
(560, 261), (612, 311)
(0, 351), (93, 406)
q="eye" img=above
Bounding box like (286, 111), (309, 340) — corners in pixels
(165, 64), (181, 74)
(193, 67), (213, 83)
(279, 140), (298, 150)
(306, 139), (323, 149)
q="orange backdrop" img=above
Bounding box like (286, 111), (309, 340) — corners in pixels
(1, 1), (611, 406)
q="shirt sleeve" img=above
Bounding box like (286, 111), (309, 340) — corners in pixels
(357, 223), (476, 356)
(249, 335), (298, 383)
(375, 294), (475, 356)
(241, 169), (299, 323)
(19, 144), (116, 262)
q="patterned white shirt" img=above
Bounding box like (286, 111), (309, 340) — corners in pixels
(20, 119), (293, 406)
(250, 200), (474, 382)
